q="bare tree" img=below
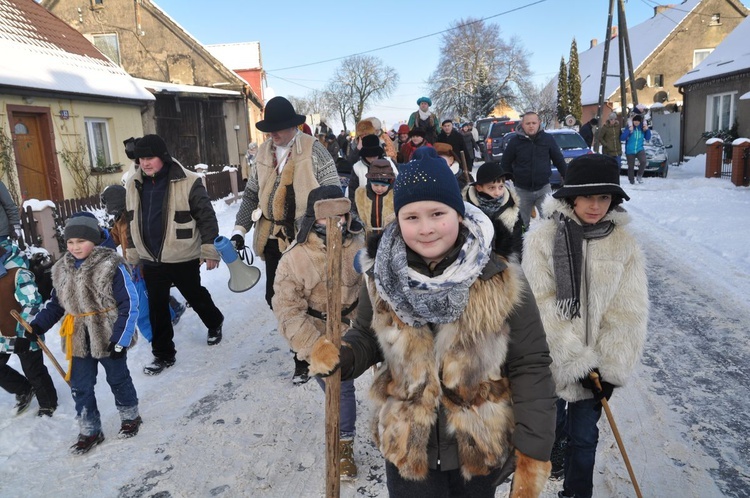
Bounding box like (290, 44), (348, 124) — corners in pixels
(328, 55), (399, 125)
(428, 19), (531, 120)
(518, 78), (558, 128)
(287, 90), (333, 122)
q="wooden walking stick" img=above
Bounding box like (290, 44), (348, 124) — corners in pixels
(590, 371), (643, 498)
(11, 310), (70, 386)
(459, 150), (471, 185)
(314, 196), (350, 498)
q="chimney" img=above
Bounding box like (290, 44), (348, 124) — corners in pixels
(610, 26), (618, 38)
(590, 38), (598, 48)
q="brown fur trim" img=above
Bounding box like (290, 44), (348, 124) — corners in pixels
(308, 337), (340, 376)
(356, 120), (376, 137)
(509, 449), (551, 498)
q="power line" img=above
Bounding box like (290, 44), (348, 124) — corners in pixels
(266, 0), (549, 72)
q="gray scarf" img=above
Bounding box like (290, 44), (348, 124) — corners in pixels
(553, 211), (615, 319)
(373, 203), (492, 327)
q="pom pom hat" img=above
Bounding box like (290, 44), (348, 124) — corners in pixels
(394, 147), (465, 217)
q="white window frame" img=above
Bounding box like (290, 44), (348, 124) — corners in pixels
(84, 118), (112, 169)
(91, 33), (120, 65)
(705, 92), (737, 132)
(693, 49), (713, 68)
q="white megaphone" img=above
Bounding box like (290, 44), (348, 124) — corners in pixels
(214, 236), (261, 293)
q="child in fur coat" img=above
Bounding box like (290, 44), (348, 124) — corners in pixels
(30, 214), (141, 454)
(463, 161), (524, 261)
(353, 159), (396, 238)
(308, 150), (556, 497)
(521, 154), (648, 498)
(272, 185), (365, 480)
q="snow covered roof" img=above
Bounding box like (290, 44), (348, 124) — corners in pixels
(674, 16), (750, 85)
(206, 42), (262, 71)
(134, 78), (242, 97)
(577, 0), (701, 105)
(0, 0), (154, 102)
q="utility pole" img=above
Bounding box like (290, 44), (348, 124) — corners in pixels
(593, 0), (616, 151)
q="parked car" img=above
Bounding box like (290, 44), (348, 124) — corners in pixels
(484, 119), (520, 161)
(474, 116), (510, 160)
(619, 130), (672, 178)
(547, 129), (593, 188)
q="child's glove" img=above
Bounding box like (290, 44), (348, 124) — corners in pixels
(580, 368), (615, 402)
(107, 342), (127, 359)
(25, 323), (43, 342)
(230, 234), (245, 251)
(13, 337), (31, 354)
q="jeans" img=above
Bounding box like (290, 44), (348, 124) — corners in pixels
(314, 377), (356, 439)
(0, 349), (58, 409)
(385, 460), (502, 497)
(515, 184), (552, 229)
(142, 259), (224, 360)
(558, 397), (602, 498)
(70, 355), (139, 436)
(626, 150), (647, 184)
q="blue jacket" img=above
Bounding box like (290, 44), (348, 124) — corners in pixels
(620, 126), (651, 155)
(500, 130), (567, 191)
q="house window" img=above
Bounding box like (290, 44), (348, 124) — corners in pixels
(91, 33), (120, 65)
(709, 13), (721, 26)
(652, 74), (664, 87)
(90, 0), (104, 7)
(706, 92), (736, 132)
(84, 118), (112, 169)
(693, 49), (713, 68)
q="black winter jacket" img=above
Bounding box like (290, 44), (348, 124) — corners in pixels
(500, 130), (567, 191)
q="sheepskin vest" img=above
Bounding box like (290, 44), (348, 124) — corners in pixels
(51, 247), (125, 359)
(253, 133), (321, 255)
(366, 260), (523, 480)
(354, 188), (395, 237)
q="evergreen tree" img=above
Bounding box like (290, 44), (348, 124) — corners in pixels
(567, 38), (582, 123)
(556, 56), (569, 123)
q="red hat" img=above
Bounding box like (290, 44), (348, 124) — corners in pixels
(397, 124), (410, 135)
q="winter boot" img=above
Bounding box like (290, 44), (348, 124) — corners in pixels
(37, 406), (56, 417)
(119, 416), (142, 438)
(292, 354), (310, 386)
(14, 388), (35, 416)
(143, 357), (175, 376)
(170, 296), (186, 326)
(71, 432), (105, 455)
(339, 439), (357, 480)
(207, 323), (223, 346)
(549, 436), (568, 480)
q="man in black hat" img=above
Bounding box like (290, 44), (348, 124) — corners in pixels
(230, 96), (340, 385)
(124, 134), (225, 375)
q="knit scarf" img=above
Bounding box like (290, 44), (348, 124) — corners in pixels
(476, 191), (507, 219)
(373, 203), (492, 327)
(553, 211), (615, 319)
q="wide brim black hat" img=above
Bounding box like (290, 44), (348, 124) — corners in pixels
(359, 134), (384, 158)
(296, 185), (363, 244)
(552, 154), (630, 201)
(256, 97), (307, 133)
(408, 128), (426, 138)
(473, 161), (513, 185)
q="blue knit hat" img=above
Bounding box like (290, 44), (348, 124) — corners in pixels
(394, 147), (465, 216)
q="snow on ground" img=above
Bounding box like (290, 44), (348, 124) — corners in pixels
(1, 156), (749, 497)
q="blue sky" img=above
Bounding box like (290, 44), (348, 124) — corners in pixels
(153, 0), (748, 129)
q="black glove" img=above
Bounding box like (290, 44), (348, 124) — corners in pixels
(25, 324), (43, 342)
(580, 368), (615, 402)
(107, 342), (127, 359)
(230, 234), (245, 251)
(13, 337), (31, 354)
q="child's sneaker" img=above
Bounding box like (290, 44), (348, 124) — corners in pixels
(119, 416), (142, 438)
(71, 432), (105, 454)
(14, 389), (35, 416)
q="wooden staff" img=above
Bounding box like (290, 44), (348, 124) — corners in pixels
(590, 371), (643, 498)
(459, 150), (471, 185)
(314, 196), (350, 498)
(11, 310), (70, 386)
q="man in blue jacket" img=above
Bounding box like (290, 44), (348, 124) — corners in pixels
(620, 114), (651, 185)
(500, 112), (567, 228)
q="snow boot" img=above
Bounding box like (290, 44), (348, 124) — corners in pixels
(71, 432), (105, 455)
(143, 357), (175, 376)
(207, 323), (222, 346)
(14, 388), (35, 416)
(119, 416), (142, 438)
(549, 436), (568, 480)
(169, 296), (186, 326)
(37, 406), (56, 417)
(292, 355), (310, 386)
(339, 439), (357, 480)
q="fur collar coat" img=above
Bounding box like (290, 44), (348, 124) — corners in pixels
(522, 196), (649, 402)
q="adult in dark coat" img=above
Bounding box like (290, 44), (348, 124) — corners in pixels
(579, 118), (598, 148)
(436, 120), (468, 166)
(460, 122), (477, 171)
(337, 130), (349, 157)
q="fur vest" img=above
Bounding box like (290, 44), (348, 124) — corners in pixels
(363, 252), (526, 480)
(253, 133), (321, 255)
(351, 158), (398, 193)
(522, 197), (648, 402)
(354, 187), (395, 237)
(272, 233), (364, 361)
(51, 247), (128, 359)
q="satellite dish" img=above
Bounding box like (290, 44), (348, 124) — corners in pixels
(564, 115), (577, 127)
(634, 77), (647, 90)
(653, 91), (669, 103)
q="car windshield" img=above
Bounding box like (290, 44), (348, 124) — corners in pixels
(489, 122), (518, 138)
(551, 133), (588, 150)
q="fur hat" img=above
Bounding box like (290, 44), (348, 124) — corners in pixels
(64, 214), (102, 245)
(366, 159), (395, 182)
(256, 97), (306, 132)
(134, 134), (172, 164)
(474, 161), (513, 185)
(416, 97), (432, 106)
(356, 120), (376, 137)
(296, 185), (362, 244)
(100, 184), (126, 217)
(365, 117), (382, 132)
(408, 128), (426, 138)
(359, 135), (384, 158)
(433, 142), (460, 165)
(394, 147), (465, 216)
(397, 124), (410, 135)
(552, 154), (629, 201)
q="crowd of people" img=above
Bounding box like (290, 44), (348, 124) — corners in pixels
(0, 94), (649, 498)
